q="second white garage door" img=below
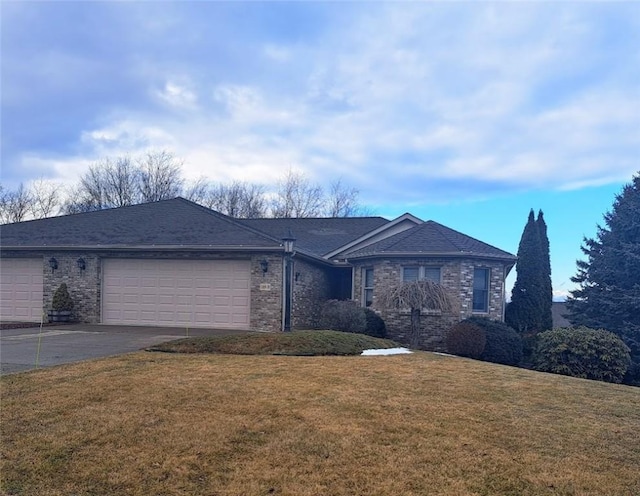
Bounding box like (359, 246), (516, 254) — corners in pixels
(102, 259), (251, 329)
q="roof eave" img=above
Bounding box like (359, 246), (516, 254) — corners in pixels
(0, 244), (284, 252)
(343, 251), (517, 262)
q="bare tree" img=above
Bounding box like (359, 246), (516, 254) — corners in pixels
(206, 181), (267, 218)
(183, 177), (211, 205)
(377, 280), (457, 348)
(28, 179), (61, 218)
(271, 169), (324, 218)
(137, 151), (184, 202)
(65, 157), (137, 212)
(102, 156), (139, 207)
(0, 183), (33, 224)
(326, 179), (361, 217)
(63, 151), (185, 213)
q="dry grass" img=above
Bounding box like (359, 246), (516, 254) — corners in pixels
(1, 352), (639, 496)
(148, 330), (399, 355)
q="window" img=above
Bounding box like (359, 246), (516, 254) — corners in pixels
(472, 268), (490, 312)
(363, 268), (374, 307)
(402, 266), (441, 283)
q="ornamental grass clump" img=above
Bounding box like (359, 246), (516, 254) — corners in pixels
(533, 326), (631, 384)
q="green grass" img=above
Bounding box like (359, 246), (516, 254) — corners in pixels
(147, 329), (400, 355)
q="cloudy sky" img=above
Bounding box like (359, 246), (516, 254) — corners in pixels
(1, 1), (639, 300)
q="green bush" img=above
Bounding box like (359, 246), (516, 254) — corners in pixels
(445, 321), (486, 359)
(466, 317), (523, 366)
(533, 327), (631, 384)
(363, 308), (387, 338)
(317, 300), (387, 338)
(318, 300), (367, 334)
(51, 283), (74, 311)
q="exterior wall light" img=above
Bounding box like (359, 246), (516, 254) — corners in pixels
(282, 229), (296, 254)
(48, 257), (58, 273)
(260, 259), (269, 276)
(77, 258), (86, 271)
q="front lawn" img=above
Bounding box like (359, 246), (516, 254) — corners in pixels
(1, 352), (639, 495)
(148, 329), (399, 355)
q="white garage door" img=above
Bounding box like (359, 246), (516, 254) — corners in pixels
(0, 258), (44, 323)
(102, 259), (251, 329)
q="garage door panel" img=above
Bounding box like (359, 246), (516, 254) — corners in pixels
(103, 259), (250, 329)
(0, 259), (44, 322)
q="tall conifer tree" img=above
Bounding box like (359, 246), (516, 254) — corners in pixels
(506, 209), (546, 332)
(567, 173), (640, 358)
(536, 211), (553, 331)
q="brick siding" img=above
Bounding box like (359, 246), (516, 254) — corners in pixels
(352, 257), (508, 351)
(291, 258), (332, 329)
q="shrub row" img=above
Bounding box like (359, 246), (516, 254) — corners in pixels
(447, 317), (523, 366)
(446, 319), (631, 384)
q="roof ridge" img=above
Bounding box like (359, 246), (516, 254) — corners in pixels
(0, 197), (186, 227)
(239, 216), (388, 221)
(174, 198), (284, 245)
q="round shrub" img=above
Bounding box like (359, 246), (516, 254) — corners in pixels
(363, 308), (387, 338)
(466, 317), (523, 366)
(318, 300), (366, 334)
(445, 321), (486, 359)
(533, 327), (631, 384)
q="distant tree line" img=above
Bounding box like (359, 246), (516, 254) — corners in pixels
(0, 150), (368, 223)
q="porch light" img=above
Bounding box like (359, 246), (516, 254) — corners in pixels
(282, 229), (296, 332)
(260, 259), (269, 276)
(282, 229), (296, 254)
(48, 257), (58, 272)
(77, 258), (86, 271)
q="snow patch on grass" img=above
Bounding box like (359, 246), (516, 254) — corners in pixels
(361, 347), (412, 356)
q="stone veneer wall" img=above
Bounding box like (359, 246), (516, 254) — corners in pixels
(291, 258), (332, 329)
(250, 254), (283, 332)
(351, 257), (507, 351)
(3, 250), (283, 332)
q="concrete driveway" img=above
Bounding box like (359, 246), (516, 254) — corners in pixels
(0, 324), (252, 375)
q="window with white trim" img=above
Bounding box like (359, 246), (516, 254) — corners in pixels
(472, 268), (490, 313)
(363, 268), (374, 307)
(402, 266), (441, 283)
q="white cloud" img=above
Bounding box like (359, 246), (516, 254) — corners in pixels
(154, 81), (197, 109)
(5, 2), (637, 202)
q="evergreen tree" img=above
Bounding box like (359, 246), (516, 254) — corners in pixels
(536, 211), (554, 331)
(567, 173), (640, 358)
(506, 209), (546, 332)
(506, 209), (554, 333)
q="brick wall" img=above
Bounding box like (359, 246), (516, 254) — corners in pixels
(250, 254), (283, 332)
(43, 252), (101, 323)
(351, 257), (508, 351)
(291, 258), (332, 329)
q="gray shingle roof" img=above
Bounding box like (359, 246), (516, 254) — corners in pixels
(239, 217), (390, 257)
(0, 198), (281, 249)
(344, 220), (517, 261)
